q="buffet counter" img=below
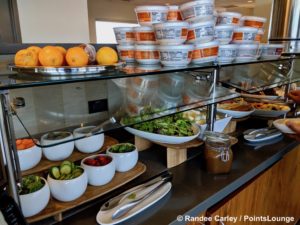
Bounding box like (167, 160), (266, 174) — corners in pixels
(39, 123), (300, 225)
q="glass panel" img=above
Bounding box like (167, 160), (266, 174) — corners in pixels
(0, 58), (291, 90)
(219, 59), (293, 93)
(11, 72), (239, 147)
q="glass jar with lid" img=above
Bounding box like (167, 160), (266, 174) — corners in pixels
(204, 131), (233, 174)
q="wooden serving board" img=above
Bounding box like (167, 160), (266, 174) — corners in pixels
(22, 136), (118, 176)
(26, 162), (146, 223)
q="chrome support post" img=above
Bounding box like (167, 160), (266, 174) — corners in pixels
(206, 68), (218, 131)
(0, 91), (20, 205)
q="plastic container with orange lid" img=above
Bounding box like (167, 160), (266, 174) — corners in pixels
(135, 45), (160, 65)
(217, 12), (242, 25)
(154, 21), (189, 45)
(158, 45), (194, 67)
(180, 0), (214, 22)
(242, 16), (267, 29)
(113, 27), (136, 45)
(187, 20), (215, 44)
(117, 45), (135, 62)
(167, 5), (183, 21)
(232, 27), (258, 44)
(192, 41), (219, 64)
(135, 5), (168, 26)
(255, 28), (264, 43)
(134, 26), (156, 45)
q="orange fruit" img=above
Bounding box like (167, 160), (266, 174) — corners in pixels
(27, 46), (42, 55)
(14, 49), (39, 67)
(39, 46), (64, 67)
(55, 46), (67, 65)
(66, 47), (89, 67)
(96, 47), (118, 66)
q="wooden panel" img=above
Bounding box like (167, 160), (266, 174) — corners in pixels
(22, 136), (118, 176)
(26, 162), (146, 223)
(207, 145), (300, 225)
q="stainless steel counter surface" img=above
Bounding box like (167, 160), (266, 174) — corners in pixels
(48, 134), (298, 225)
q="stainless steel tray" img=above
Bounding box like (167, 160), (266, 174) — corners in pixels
(8, 63), (124, 76)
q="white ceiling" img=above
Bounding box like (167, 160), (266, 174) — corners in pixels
(120, 0), (256, 8)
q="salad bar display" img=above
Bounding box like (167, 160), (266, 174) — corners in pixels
(0, 1), (299, 224)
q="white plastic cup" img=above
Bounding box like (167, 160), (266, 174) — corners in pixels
(158, 45), (194, 67)
(218, 44), (238, 63)
(236, 44), (259, 62)
(117, 45), (135, 62)
(180, 0), (214, 22)
(232, 26), (258, 44)
(134, 26), (156, 45)
(192, 41), (219, 64)
(214, 25), (235, 44)
(167, 5), (183, 21)
(135, 5), (168, 26)
(217, 12), (242, 25)
(187, 20), (215, 44)
(242, 16), (267, 29)
(113, 27), (136, 45)
(135, 45), (160, 64)
(260, 44), (284, 60)
(154, 21), (189, 45)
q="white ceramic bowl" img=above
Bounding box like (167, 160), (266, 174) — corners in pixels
(73, 126), (104, 153)
(260, 44), (284, 60)
(273, 118), (300, 134)
(187, 20), (215, 44)
(17, 141), (42, 171)
(20, 177), (50, 217)
(217, 11), (242, 25)
(134, 26), (156, 45)
(81, 154), (115, 186)
(113, 27), (136, 45)
(135, 45), (160, 65)
(217, 108), (255, 119)
(124, 125), (200, 145)
(192, 41), (219, 64)
(47, 168), (88, 202)
(180, 0), (214, 22)
(135, 5), (168, 26)
(107, 144), (138, 172)
(214, 25), (234, 44)
(242, 16), (267, 29)
(232, 27), (258, 44)
(158, 45), (194, 67)
(154, 22), (189, 45)
(218, 44), (238, 63)
(41, 132), (74, 161)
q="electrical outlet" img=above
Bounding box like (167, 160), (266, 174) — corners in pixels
(88, 99), (108, 114)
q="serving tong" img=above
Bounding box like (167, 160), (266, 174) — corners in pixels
(100, 173), (172, 219)
(243, 128), (281, 140)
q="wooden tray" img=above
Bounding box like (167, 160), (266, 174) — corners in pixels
(22, 136), (118, 176)
(26, 162), (146, 223)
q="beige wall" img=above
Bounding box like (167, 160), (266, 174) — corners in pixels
(17, 0), (90, 43)
(88, 0), (137, 43)
(253, 0), (273, 43)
